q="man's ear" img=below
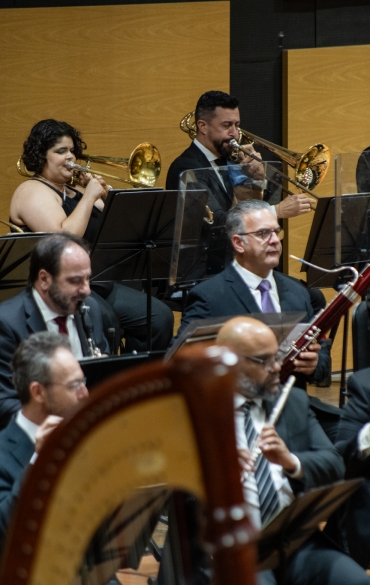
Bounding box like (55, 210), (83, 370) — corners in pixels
(197, 119), (207, 136)
(231, 234), (246, 254)
(29, 381), (47, 405)
(37, 269), (52, 293)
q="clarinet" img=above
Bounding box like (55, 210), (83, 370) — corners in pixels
(279, 261), (370, 383)
(79, 302), (103, 358)
(243, 375), (295, 481)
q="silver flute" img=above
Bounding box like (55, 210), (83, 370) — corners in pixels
(243, 375), (296, 481)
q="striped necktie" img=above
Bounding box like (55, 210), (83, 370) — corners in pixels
(243, 402), (280, 526)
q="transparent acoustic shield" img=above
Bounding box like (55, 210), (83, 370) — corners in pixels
(302, 150), (370, 288)
(169, 161), (282, 287)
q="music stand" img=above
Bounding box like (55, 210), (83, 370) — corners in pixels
(258, 478), (363, 582)
(166, 312), (305, 362)
(0, 232), (51, 302)
(89, 189), (208, 350)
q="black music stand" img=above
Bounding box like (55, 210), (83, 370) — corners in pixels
(90, 189), (208, 350)
(302, 193), (370, 405)
(0, 232), (50, 302)
(258, 478), (363, 583)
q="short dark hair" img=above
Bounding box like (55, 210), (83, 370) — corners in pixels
(28, 232), (90, 286)
(11, 331), (71, 405)
(195, 90), (239, 124)
(22, 119), (86, 174)
(226, 200), (272, 239)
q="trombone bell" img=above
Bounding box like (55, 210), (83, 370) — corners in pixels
(180, 111), (330, 192)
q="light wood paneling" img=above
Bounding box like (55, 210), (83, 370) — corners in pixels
(283, 45), (370, 371)
(0, 2), (229, 229)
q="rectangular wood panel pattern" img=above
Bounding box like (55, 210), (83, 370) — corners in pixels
(0, 2), (229, 230)
(283, 45), (370, 372)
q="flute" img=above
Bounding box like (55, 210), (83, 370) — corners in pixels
(243, 375), (296, 481)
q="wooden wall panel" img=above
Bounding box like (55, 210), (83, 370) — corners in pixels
(283, 44), (370, 372)
(0, 2), (229, 229)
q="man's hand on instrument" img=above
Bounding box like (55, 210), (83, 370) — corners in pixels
(292, 342), (320, 375)
(276, 193), (315, 218)
(258, 425), (296, 472)
(238, 448), (255, 475)
(35, 415), (63, 454)
(238, 144), (265, 181)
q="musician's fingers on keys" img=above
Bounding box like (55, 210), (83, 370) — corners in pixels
(258, 425), (296, 471)
(238, 449), (255, 473)
(292, 342), (320, 375)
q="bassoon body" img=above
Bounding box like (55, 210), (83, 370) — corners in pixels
(280, 263), (370, 382)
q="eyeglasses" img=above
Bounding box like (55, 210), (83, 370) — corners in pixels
(243, 353), (284, 372)
(237, 227), (284, 242)
(45, 376), (87, 391)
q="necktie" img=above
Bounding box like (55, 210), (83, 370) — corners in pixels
(243, 402), (280, 526)
(214, 157), (233, 196)
(54, 316), (68, 335)
(257, 279), (276, 313)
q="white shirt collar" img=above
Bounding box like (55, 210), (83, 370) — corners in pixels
(16, 410), (39, 444)
(32, 288), (75, 324)
(193, 138), (220, 163)
(234, 393), (263, 410)
(232, 259), (275, 291)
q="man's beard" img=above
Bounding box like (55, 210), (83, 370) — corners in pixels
(48, 282), (85, 316)
(238, 373), (278, 401)
(213, 138), (233, 159)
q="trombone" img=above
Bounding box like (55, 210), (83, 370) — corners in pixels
(180, 111), (330, 200)
(17, 142), (161, 189)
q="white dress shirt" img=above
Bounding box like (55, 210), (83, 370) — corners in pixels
(193, 138), (228, 189)
(234, 393), (301, 529)
(232, 260), (281, 312)
(32, 288), (83, 359)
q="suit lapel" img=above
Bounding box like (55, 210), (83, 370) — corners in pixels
(23, 289), (47, 333)
(274, 272), (294, 312)
(190, 143), (233, 202)
(225, 265), (261, 313)
(4, 419), (34, 467)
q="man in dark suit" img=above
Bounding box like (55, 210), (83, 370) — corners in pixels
(166, 90), (314, 224)
(216, 316), (370, 585)
(0, 232), (109, 430)
(0, 330), (89, 554)
(330, 368), (370, 569)
(175, 199), (339, 438)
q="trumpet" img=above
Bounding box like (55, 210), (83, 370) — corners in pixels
(243, 375), (295, 481)
(180, 110), (330, 196)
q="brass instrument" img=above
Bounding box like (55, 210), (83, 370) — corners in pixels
(16, 142), (161, 188)
(180, 111), (330, 193)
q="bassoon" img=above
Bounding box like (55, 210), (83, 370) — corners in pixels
(280, 262), (370, 382)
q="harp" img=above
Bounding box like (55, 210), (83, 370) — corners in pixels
(0, 345), (257, 585)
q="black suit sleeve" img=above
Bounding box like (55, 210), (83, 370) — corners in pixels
(282, 389), (345, 493)
(335, 370), (370, 477)
(0, 319), (22, 429)
(0, 463), (29, 552)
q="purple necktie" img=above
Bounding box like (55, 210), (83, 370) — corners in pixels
(257, 280), (276, 313)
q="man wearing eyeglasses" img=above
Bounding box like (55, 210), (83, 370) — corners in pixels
(175, 199), (339, 438)
(0, 330), (88, 554)
(213, 316), (369, 585)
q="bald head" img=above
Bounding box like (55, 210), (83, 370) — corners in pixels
(216, 316), (278, 355)
(216, 316), (280, 398)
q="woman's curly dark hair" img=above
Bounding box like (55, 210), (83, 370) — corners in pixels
(22, 119), (87, 174)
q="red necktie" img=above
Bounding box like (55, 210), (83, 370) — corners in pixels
(54, 316), (68, 335)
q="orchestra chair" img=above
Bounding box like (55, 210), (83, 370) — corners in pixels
(0, 345), (257, 585)
(352, 301), (370, 371)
